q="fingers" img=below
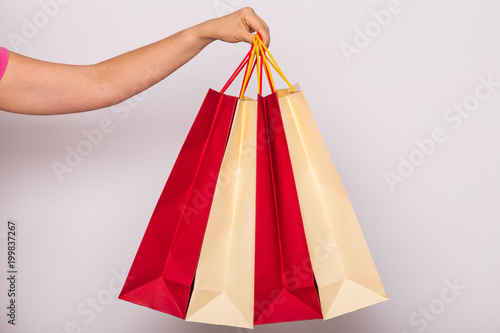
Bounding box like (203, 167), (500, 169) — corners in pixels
(240, 31), (256, 45)
(207, 7), (270, 46)
(240, 7), (270, 47)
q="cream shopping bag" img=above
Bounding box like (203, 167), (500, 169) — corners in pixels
(277, 87), (388, 319)
(185, 97), (257, 328)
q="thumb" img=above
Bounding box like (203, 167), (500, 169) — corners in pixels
(255, 30), (270, 48)
(241, 31), (256, 45)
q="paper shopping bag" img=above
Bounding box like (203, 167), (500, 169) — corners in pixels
(185, 97), (257, 328)
(254, 92), (323, 325)
(277, 87), (388, 319)
(119, 89), (238, 318)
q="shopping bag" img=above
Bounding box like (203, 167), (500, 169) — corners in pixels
(119, 88), (238, 318)
(185, 95), (257, 328)
(120, 33), (387, 328)
(254, 92), (323, 325)
(277, 87), (388, 319)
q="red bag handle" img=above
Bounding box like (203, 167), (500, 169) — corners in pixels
(239, 34), (274, 98)
(220, 44), (254, 94)
(221, 33), (292, 98)
(220, 35), (267, 97)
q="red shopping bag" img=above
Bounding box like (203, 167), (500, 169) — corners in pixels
(254, 91), (322, 324)
(119, 89), (237, 318)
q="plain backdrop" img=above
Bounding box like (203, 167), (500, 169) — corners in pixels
(1, 0), (499, 332)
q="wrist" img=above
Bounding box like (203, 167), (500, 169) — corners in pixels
(191, 19), (218, 44)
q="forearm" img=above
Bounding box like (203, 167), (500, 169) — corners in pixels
(95, 23), (214, 107)
(0, 24), (213, 115)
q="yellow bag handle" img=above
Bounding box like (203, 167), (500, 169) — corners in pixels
(258, 40), (275, 94)
(255, 36), (295, 93)
(239, 34), (294, 99)
(239, 41), (258, 98)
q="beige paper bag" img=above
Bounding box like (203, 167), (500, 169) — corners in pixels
(277, 87), (388, 319)
(185, 98), (257, 328)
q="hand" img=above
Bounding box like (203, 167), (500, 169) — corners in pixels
(199, 7), (270, 47)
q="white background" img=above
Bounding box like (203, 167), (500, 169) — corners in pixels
(1, 0), (499, 332)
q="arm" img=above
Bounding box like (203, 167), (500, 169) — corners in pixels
(0, 7), (269, 115)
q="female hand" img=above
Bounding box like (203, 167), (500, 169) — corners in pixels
(199, 7), (270, 47)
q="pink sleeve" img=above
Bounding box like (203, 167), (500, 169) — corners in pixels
(0, 47), (9, 81)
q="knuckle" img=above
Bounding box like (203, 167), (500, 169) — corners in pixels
(241, 7), (255, 14)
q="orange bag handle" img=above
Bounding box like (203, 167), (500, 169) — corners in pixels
(255, 34), (275, 96)
(257, 39), (275, 95)
(240, 35), (271, 98)
(239, 40), (259, 98)
(254, 35), (295, 93)
(221, 34), (294, 98)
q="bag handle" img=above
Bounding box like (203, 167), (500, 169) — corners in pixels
(221, 34), (294, 98)
(240, 34), (295, 98)
(240, 37), (271, 97)
(220, 44), (254, 94)
(259, 35), (295, 93)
